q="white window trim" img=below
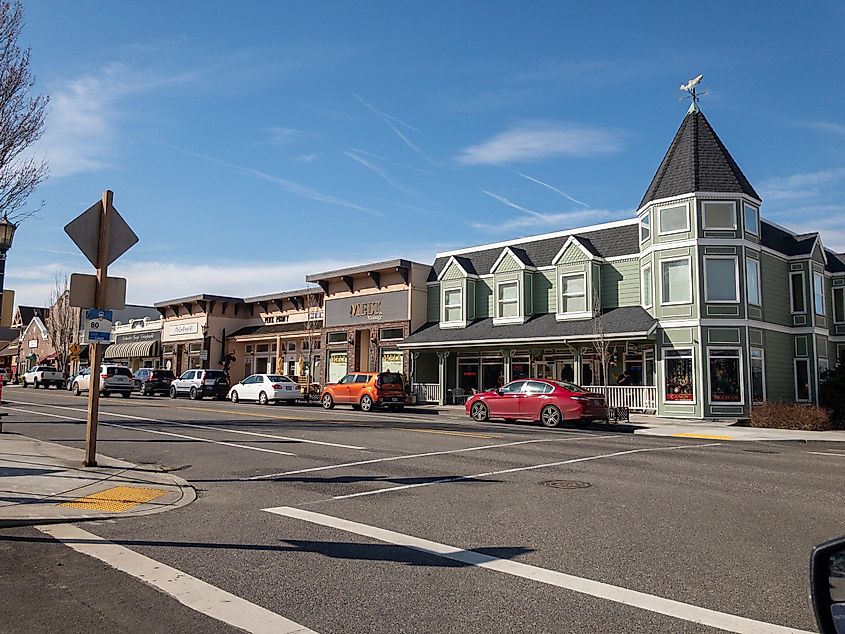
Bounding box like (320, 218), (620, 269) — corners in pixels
(706, 347), (745, 406)
(833, 287), (845, 324)
(659, 256), (693, 306)
(494, 279), (523, 325)
(639, 212), (651, 244)
(704, 256), (740, 304)
(743, 203), (759, 237)
(641, 263), (653, 309)
(793, 358), (811, 402)
(657, 203), (690, 236)
(813, 271), (825, 316)
(749, 347), (766, 404)
(790, 271), (807, 315)
(557, 272), (589, 320)
(663, 348), (696, 405)
(745, 257), (762, 307)
(702, 201), (737, 231)
(441, 287), (465, 328)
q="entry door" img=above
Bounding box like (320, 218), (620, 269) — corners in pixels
(555, 360), (576, 383)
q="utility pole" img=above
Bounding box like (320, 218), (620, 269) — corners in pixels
(83, 191), (112, 467)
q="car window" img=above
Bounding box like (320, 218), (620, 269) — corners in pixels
(378, 373), (403, 385)
(499, 381), (526, 394)
(114, 367), (132, 377)
(553, 381), (587, 393)
(243, 375), (257, 384)
(338, 375), (354, 384)
(354, 374), (370, 383)
(180, 371), (194, 380)
(267, 375), (290, 383)
(204, 370), (225, 379)
(523, 381), (551, 394)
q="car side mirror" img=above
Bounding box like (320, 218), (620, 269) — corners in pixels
(495, 388), (503, 395)
(811, 535), (845, 634)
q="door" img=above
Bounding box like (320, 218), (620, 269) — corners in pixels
(350, 374), (370, 404)
(493, 381), (526, 418)
(555, 360), (576, 383)
(335, 374), (355, 403)
(520, 381), (552, 419)
(238, 375), (256, 400)
(176, 370), (194, 393)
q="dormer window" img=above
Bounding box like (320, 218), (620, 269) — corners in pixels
(443, 288), (462, 323)
(702, 201), (736, 230)
(743, 204), (759, 236)
(560, 273), (587, 314)
(496, 281), (519, 319)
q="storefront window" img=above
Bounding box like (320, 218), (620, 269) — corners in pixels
(381, 350), (403, 374)
(750, 348), (765, 404)
(511, 356), (530, 380)
(481, 359), (504, 391)
(327, 332), (346, 344)
(328, 351), (347, 383)
(458, 360), (479, 393)
(708, 349), (742, 403)
(664, 349), (694, 402)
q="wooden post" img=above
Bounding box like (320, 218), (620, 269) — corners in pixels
(83, 190), (112, 467)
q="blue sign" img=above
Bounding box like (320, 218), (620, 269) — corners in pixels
(83, 308), (115, 344)
(85, 308), (114, 321)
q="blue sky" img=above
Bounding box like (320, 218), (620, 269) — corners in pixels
(8, 1), (845, 307)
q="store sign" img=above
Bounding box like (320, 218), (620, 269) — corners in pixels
(28, 339), (38, 349)
(325, 290), (408, 327)
(115, 331), (161, 345)
(168, 322), (199, 336)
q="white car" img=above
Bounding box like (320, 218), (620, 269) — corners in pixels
(228, 374), (301, 405)
(72, 364), (133, 398)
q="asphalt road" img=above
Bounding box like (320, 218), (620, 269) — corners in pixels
(1, 385), (842, 634)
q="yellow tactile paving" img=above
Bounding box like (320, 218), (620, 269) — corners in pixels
(671, 433), (734, 440)
(60, 486), (166, 512)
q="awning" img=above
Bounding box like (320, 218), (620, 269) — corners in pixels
(103, 340), (159, 360)
(39, 352), (58, 363)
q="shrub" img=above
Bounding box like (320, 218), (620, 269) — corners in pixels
(750, 401), (832, 431)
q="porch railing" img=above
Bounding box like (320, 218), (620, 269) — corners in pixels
(590, 385), (657, 412)
(413, 383), (441, 404)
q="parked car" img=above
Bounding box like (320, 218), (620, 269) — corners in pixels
(65, 370), (84, 390)
(170, 369), (229, 400)
(72, 364), (133, 398)
(21, 365), (65, 389)
(320, 371), (406, 412)
(134, 368), (176, 396)
(228, 374), (301, 405)
(465, 379), (608, 428)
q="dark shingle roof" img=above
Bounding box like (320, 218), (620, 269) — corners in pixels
(401, 307), (655, 347)
(16, 306), (49, 326)
(760, 221), (817, 257)
(827, 252), (845, 274)
(430, 222), (639, 282)
(228, 321), (323, 339)
(640, 108), (760, 209)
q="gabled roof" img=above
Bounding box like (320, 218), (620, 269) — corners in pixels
(551, 236), (597, 265)
(827, 252), (845, 274)
(640, 108), (760, 209)
(760, 221), (818, 257)
(490, 247), (535, 273)
(13, 306), (49, 328)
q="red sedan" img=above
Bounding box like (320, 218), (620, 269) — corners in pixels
(464, 379), (608, 428)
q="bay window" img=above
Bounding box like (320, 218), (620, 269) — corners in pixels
(664, 349), (694, 402)
(496, 281), (520, 319)
(707, 348), (743, 404)
(834, 287), (845, 323)
(790, 272), (806, 313)
(745, 257), (761, 306)
(560, 273), (586, 314)
(443, 288), (462, 323)
(641, 264), (653, 308)
(750, 348), (765, 404)
(704, 257), (739, 303)
(702, 202), (736, 230)
(640, 213), (651, 242)
(743, 204), (759, 236)
(661, 258), (691, 305)
(813, 272), (825, 316)
(659, 204), (688, 234)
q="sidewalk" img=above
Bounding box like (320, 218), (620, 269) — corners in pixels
(0, 432), (195, 528)
(424, 405), (845, 442)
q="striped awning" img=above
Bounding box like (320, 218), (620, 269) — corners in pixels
(103, 340), (159, 360)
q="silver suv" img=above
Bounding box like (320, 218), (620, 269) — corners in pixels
(72, 364), (134, 398)
(170, 369), (229, 400)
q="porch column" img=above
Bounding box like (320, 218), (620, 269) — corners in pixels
(410, 351), (419, 385)
(437, 350), (450, 406)
(501, 349), (512, 384)
(573, 347), (582, 384)
(275, 335), (282, 374)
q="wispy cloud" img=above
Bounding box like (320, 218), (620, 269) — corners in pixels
(470, 208), (627, 233)
(760, 167), (845, 201)
(262, 127), (311, 145)
(482, 190), (544, 218)
(457, 121), (625, 165)
(517, 172), (590, 208)
(345, 150), (415, 195)
(352, 93), (437, 165)
(800, 121), (845, 137)
(294, 153), (321, 163)
(163, 142), (384, 217)
(348, 147), (433, 175)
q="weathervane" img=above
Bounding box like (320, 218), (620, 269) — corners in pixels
(679, 74), (704, 112)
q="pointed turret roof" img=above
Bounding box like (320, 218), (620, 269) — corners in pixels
(639, 106), (760, 209)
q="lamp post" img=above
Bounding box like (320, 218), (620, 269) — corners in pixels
(0, 215), (18, 327)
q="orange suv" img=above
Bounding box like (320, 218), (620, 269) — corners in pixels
(321, 372), (406, 412)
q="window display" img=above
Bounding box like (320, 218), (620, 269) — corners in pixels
(664, 349), (693, 401)
(708, 349), (742, 403)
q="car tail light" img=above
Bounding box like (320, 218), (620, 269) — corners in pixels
(375, 376), (382, 388)
(570, 396), (589, 402)
(101, 373), (109, 379)
(271, 383), (284, 390)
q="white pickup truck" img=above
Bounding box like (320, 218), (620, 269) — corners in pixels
(21, 365), (65, 389)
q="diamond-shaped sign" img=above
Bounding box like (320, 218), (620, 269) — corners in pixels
(64, 200), (138, 268)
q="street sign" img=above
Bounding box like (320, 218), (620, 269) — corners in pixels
(69, 343), (80, 355)
(199, 350), (209, 361)
(69, 273), (126, 310)
(64, 200), (138, 268)
(82, 308), (114, 344)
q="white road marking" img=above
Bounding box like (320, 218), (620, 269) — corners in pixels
(806, 451), (845, 457)
(3, 406), (297, 457)
(6, 399), (364, 450)
(38, 523), (317, 634)
(326, 442), (722, 500)
(264, 506), (810, 634)
(249, 434), (616, 480)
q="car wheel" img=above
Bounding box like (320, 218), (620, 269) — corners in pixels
(541, 405), (562, 428)
(470, 402), (489, 422)
(189, 386), (200, 400)
(360, 395), (374, 412)
(21, 379), (26, 388)
(72, 382), (80, 396)
(230, 390), (239, 403)
(121, 392), (130, 398)
(321, 394), (334, 409)
(258, 391), (269, 406)
(34, 379), (41, 389)
(170, 386), (177, 399)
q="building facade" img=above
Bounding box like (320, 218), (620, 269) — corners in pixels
(306, 260), (430, 385)
(104, 316), (165, 370)
(401, 103), (845, 418)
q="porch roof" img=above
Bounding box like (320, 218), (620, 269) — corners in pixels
(400, 307), (656, 349)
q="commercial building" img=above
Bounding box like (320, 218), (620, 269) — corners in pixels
(401, 103), (845, 418)
(306, 260), (430, 384)
(103, 315), (165, 370)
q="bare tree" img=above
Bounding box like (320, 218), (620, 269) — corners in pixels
(302, 288), (323, 395)
(0, 0), (49, 224)
(46, 274), (77, 375)
(590, 285), (612, 387)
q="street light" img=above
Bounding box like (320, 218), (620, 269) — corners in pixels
(0, 215), (18, 326)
